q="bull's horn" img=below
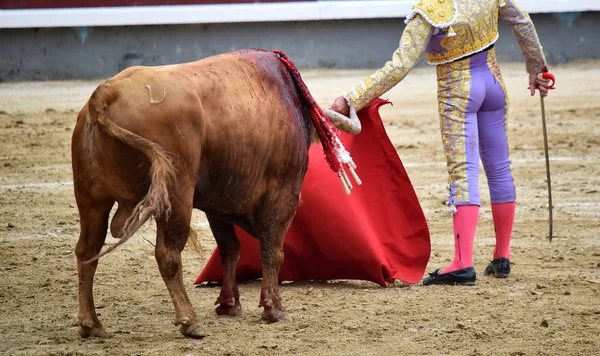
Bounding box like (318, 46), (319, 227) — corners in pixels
(324, 99), (361, 135)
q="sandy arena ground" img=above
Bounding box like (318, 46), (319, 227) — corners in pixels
(0, 60), (599, 356)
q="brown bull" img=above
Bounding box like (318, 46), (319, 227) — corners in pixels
(71, 48), (360, 339)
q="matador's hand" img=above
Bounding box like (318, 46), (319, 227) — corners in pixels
(529, 73), (551, 97)
(330, 96), (350, 116)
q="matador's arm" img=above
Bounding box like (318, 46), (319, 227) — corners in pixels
(342, 15), (433, 112)
(499, 0), (548, 73)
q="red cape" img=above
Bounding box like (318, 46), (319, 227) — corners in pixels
(194, 99), (430, 287)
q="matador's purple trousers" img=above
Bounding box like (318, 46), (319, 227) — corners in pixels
(436, 48), (515, 212)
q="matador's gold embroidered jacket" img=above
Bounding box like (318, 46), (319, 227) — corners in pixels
(343, 0), (548, 111)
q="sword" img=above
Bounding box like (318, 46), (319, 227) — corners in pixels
(537, 72), (556, 242)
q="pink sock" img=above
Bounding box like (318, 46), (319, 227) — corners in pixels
(441, 205), (479, 274)
(491, 202), (515, 260)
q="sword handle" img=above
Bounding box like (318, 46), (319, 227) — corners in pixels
(537, 72), (556, 90)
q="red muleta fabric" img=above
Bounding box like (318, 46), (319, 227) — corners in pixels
(194, 98), (431, 287)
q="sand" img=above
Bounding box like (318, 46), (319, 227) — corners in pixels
(0, 60), (598, 355)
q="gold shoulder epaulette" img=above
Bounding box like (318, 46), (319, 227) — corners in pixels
(405, 0), (457, 29)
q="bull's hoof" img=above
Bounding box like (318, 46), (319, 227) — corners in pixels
(261, 307), (286, 323)
(180, 324), (208, 339)
(76, 316), (108, 338)
(78, 324), (108, 338)
(215, 302), (243, 317)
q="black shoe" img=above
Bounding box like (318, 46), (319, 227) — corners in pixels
(422, 267), (476, 286)
(484, 258), (511, 278)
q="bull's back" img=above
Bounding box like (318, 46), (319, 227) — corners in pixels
(76, 49), (311, 213)
(183, 49), (308, 133)
(72, 60), (206, 203)
(179, 50), (313, 211)
(103, 49), (308, 158)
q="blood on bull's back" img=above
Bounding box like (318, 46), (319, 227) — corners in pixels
(176, 50), (314, 214)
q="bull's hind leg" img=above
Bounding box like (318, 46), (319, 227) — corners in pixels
(155, 187), (206, 339)
(74, 198), (115, 338)
(254, 191), (300, 322)
(206, 216), (242, 316)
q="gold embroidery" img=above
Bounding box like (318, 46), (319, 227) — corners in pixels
(426, 0), (500, 64)
(499, 0), (547, 73)
(343, 0), (545, 134)
(423, 0), (546, 70)
(436, 49), (511, 209)
(436, 58), (472, 206)
(411, 0), (456, 27)
(343, 15), (432, 111)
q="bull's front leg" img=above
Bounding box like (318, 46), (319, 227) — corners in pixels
(258, 237), (286, 322)
(206, 216), (243, 316)
(253, 189), (301, 322)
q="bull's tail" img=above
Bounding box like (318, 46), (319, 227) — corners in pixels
(84, 83), (177, 263)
